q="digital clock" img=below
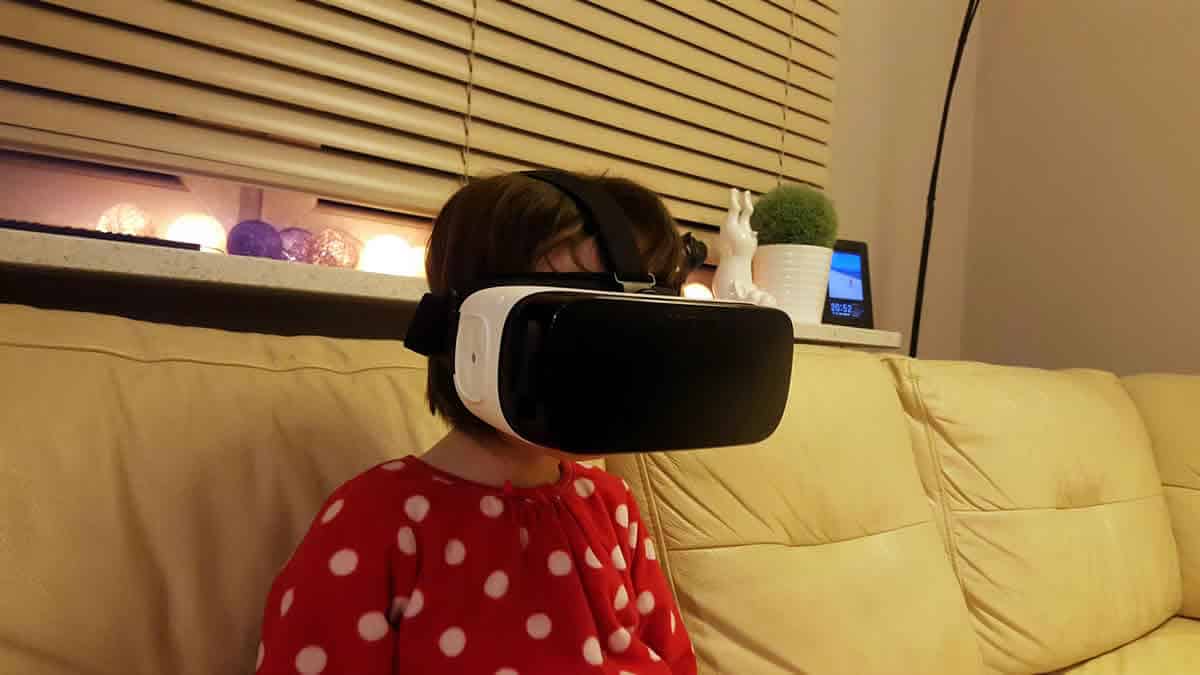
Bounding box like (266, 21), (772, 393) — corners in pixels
(822, 240), (874, 329)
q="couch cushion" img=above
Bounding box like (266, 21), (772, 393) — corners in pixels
(1055, 617), (1200, 674)
(888, 357), (1181, 673)
(1123, 374), (1200, 619)
(607, 345), (984, 674)
(0, 303), (446, 675)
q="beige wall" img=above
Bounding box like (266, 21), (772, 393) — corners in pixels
(831, 0), (980, 358)
(964, 0), (1200, 374)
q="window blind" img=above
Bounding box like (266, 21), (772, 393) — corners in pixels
(0, 0), (838, 262)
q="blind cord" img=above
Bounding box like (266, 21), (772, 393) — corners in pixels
(462, 0), (479, 185)
(778, 0), (797, 187)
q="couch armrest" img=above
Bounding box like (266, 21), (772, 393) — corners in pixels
(1124, 374), (1200, 618)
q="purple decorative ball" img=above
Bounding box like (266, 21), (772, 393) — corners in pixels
(279, 227), (314, 262)
(228, 220), (284, 259)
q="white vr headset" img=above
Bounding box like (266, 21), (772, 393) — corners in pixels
(405, 171), (794, 454)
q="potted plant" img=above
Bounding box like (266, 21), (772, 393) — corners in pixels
(750, 184), (839, 325)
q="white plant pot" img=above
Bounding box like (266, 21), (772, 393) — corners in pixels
(753, 244), (833, 325)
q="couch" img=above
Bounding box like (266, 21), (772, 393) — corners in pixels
(2, 301), (1198, 674)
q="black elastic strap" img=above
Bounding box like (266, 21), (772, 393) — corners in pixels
(522, 171), (648, 280)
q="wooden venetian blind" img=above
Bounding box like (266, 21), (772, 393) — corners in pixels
(0, 0), (839, 259)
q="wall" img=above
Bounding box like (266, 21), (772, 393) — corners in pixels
(964, 0), (1200, 374)
(830, 0), (980, 358)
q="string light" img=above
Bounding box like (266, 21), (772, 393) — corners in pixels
(358, 235), (426, 277)
(164, 213), (226, 252)
(682, 282), (714, 300)
(96, 203), (151, 236)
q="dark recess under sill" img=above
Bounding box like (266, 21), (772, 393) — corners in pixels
(0, 263), (417, 340)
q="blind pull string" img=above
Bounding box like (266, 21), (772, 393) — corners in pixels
(778, 0), (798, 187)
(462, 0), (480, 185)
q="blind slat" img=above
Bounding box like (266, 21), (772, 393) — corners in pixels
(424, 0), (835, 133)
(585, 0), (833, 95)
(0, 87), (460, 214)
(511, 0), (835, 106)
(720, 0), (844, 36)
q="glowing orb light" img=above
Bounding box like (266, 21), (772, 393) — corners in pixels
(358, 235), (426, 277)
(309, 228), (361, 268)
(96, 203), (151, 236)
(164, 213), (227, 252)
(682, 282), (714, 300)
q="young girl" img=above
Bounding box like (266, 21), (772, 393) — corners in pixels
(256, 173), (698, 674)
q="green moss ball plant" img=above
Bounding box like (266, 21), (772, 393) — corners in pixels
(749, 184), (838, 248)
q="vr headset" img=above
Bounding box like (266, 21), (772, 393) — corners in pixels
(405, 171), (794, 454)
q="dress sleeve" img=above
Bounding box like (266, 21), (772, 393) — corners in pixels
(626, 496), (698, 675)
(255, 476), (416, 674)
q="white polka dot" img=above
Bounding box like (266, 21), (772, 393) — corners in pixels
(405, 494), (430, 522)
(439, 627), (467, 657)
(650, 647), (663, 661)
(526, 613), (552, 639)
(608, 627), (631, 653)
(645, 538), (657, 561)
(574, 477), (595, 497)
(484, 570), (509, 599)
(280, 588), (294, 616)
(582, 636), (604, 665)
(403, 589), (424, 618)
(320, 498), (343, 524)
(357, 611), (389, 641)
(328, 549), (358, 576)
(548, 550), (572, 576)
(480, 495), (504, 518)
(255, 642), (264, 671)
(295, 645), (327, 674)
(614, 504), (629, 527)
(396, 526), (417, 555)
(670, 611), (677, 633)
(637, 590), (656, 615)
(519, 527), (530, 549)
(382, 459), (406, 471)
(496, 669), (519, 675)
(584, 547), (603, 569)
(445, 539), (467, 566)
(629, 521), (639, 549)
(620, 672), (637, 675)
(388, 595), (408, 623)
(614, 584), (629, 610)
(612, 545), (627, 570)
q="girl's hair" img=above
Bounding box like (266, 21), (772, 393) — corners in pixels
(424, 171), (686, 437)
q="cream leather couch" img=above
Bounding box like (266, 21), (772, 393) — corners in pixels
(2, 302), (1198, 674)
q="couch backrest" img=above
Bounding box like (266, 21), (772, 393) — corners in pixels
(0, 303), (447, 675)
(1123, 374), (1200, 619)
(887, 357), (1181, 673)
(606, 346), (985, 674)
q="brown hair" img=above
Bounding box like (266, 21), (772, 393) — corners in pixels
(424, 172), (685, 437)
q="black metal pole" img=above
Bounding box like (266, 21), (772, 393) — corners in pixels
(909, 0), (983, 357)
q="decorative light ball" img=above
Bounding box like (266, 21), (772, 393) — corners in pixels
(164, 213), (226, 252)
(227, 219), (283, 259)
(358, 235), (425, 277)
(309, 228), (361, 268)
(278, 227), (314, 262)
(96, 203), (151, 236)
(682, 282), (714, 300)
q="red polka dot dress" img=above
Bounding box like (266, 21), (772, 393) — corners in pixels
(256, 457), (698, 674)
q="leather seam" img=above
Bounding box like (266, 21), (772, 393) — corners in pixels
(946, 492), (1161, 513)
(0, 340), (424, 375)
(1163, 483), (1200, 492)
(636, 455), (680, 598)
(910, 366), (968, 590)
(668, 519), (929, 552)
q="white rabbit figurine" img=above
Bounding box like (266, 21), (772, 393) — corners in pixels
(712, 188), (776, 307)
